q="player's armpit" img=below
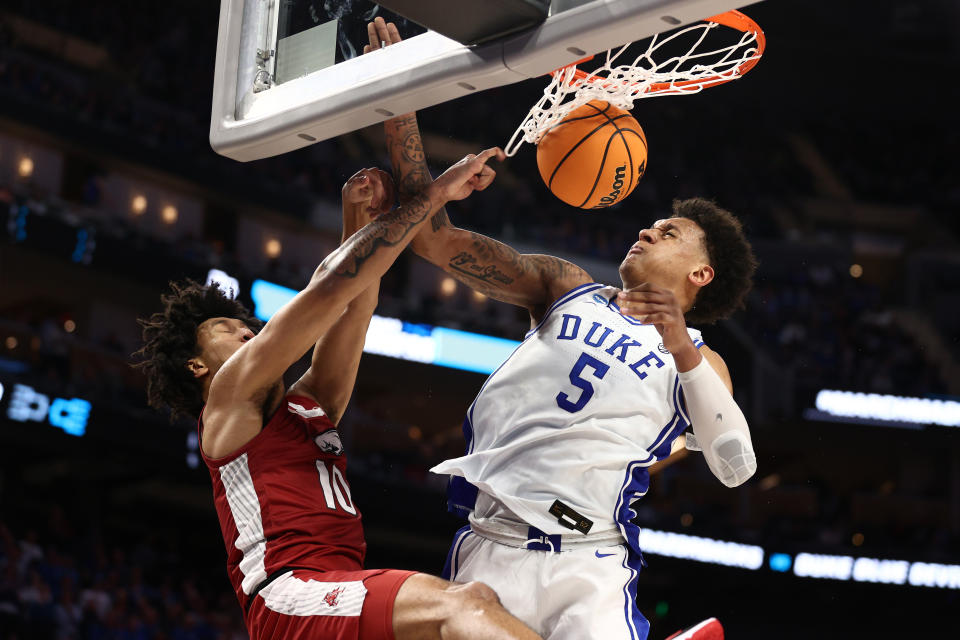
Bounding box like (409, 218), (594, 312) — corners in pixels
(200, 395), (277, 459)
(286, 294), (378, 425)
(285, 175), (385, 423)
(412, 225), (592, 310)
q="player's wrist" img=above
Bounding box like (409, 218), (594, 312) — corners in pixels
(423, 183), (448, 207)
(671, 339), (702, 373)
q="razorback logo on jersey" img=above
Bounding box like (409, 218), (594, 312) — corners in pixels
(323, 586), (344, 607)
(288, 400), (327, 419)
(314, 429), (344, 456)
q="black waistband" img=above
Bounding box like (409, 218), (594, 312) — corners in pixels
(244, 565), (316, 614)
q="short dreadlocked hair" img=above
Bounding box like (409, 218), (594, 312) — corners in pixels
(133, 280), (262, 421)
(671, 197), (757, 325)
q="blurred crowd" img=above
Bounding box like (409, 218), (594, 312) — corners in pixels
(0, 514), (245, 640)
(745, 261), (947, 397)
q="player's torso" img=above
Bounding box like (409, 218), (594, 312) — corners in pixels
(472, 284), (696, 450)
(448, 283), (700, 534)
(202, 396), (365, 611)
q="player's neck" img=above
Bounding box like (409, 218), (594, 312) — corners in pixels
(621, 275), (682, 297)
(619, 277), (695, 321)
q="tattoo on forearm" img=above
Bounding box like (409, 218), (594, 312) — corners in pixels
(442, 233), (523, 288)
(449, 252), (515, 285)
(430, 209), (450, 232)
(442, 233), (588, 297)
(389, 114), (416, 128)
(400, 167), (432, 196)
(467, 233), (526, 273)
(526, 255), (586, 282)
(401, 131), (425, 164)
(386, 114), (432, 197)
(324, 192), (432, 278)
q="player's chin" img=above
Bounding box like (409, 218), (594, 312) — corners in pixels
(618, 255), (643, 282)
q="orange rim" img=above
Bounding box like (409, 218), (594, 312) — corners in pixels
(563, 10), (765, 94)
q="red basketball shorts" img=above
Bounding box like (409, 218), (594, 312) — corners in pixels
(245, 567), (417, 640)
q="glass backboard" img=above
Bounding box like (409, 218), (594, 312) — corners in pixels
(211, 0), (752, 162)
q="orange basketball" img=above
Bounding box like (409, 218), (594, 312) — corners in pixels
(536, 100), (647, 209)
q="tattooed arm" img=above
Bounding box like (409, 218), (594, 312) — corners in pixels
(414, 223), (593, 321)
(362, 20), (591, 321)
(385, 112), (433, 198)
(287, 169), (390, 424)
(389, 113), (591, 319)
(369, 20), (449, 232)
(207, 149), (504, 405)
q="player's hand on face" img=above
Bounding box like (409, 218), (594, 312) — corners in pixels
(431, 147), (505, 202)
(342, 168), (395, 219)
(364, 16), (402, 53)
(616, 283), (693, 354)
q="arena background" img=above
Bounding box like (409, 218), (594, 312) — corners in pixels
(1, 1), (958, 638)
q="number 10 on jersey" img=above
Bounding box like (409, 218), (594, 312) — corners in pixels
(316, 460), (357, 514)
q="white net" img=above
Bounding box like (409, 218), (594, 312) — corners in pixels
(505, 13), (764, 156)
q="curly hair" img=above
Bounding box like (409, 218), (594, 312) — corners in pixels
(133, 280), (262, 421)
(671, 197), (758, 325)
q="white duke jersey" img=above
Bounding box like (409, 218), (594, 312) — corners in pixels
(431, 283), (704, 553)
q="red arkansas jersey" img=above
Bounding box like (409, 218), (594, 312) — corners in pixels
(199, 395), (366, 614)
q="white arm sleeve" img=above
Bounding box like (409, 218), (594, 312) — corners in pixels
(678, 356), (757, 487)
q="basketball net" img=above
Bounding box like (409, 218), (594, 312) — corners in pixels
(505, 10), (765, 157)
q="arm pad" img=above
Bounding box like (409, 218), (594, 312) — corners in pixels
(678, 356), (757, 487)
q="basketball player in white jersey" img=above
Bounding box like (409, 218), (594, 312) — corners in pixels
(369, 17), (758, 640)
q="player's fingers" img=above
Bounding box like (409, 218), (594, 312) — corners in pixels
(367, 21), (379, 50)
(647, 312), (681, 326)
(475, 147), (506, 165)
(374, 16), (391, 46)
(618, 290), (654, 300)
(369, 175), (385, 207)
(376, 171), (396, 213)
(386, 22), (402, 44)
(344, 169), (376, 199)
(639, 312), (669, 325)
(475, 167), (496, 190)
(618, 291), (667, 304)
(346, 169), (370, 184)
(619, 302), (667, 316)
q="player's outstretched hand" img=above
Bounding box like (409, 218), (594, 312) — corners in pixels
(430, 148), (505, 203)
(342, 168), (395, 219)
(364, 16), (402, 53)
(616, 283), (695, 356)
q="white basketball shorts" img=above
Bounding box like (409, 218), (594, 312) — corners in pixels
(442, 525), (650, 640)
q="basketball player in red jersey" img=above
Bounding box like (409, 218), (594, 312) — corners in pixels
(135, 147), (543, 640)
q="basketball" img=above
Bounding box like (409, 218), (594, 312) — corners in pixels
(536, 100), (647, 209)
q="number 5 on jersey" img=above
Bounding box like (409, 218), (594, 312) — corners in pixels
(316, 460), (357, 514)
(556, 352), (609, 413)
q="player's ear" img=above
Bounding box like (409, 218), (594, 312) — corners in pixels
(186, 357), (209, 380)
(688, 264), (714, 288)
